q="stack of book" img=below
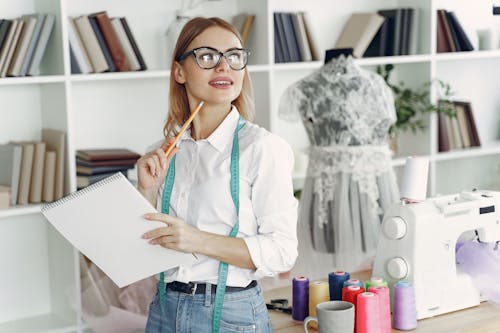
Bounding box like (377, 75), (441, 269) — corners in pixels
(0, 128), (66, 208)
(0, 14), (55, 77)
(273, 12), (319, 63)
(76, 148), (141, 189)
(436, 9), (474, 53)
(68, 11), (147, 74)
(438, 101), (480, 153)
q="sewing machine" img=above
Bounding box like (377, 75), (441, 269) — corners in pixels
(372, 190), (500, 319)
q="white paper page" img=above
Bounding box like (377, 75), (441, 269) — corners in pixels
(42, 173), (196, 287)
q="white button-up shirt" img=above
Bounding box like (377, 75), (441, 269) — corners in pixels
(150, 106), (298, 287)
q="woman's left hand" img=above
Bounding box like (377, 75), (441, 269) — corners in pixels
(142, 213), (204, 254)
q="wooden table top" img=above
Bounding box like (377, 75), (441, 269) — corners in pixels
(263, 271), (500, 333)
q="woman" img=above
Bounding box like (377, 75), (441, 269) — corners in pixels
(137, 17), (298, 332)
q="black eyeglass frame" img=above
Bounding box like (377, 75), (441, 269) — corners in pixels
(176, 46), (250, 70)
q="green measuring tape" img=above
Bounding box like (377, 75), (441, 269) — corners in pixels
(159, 116), (246, 333)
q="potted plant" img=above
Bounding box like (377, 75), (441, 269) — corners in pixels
(376, 64), (455, 152)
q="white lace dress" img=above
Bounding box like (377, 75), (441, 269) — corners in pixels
(279, 55), (399, 275)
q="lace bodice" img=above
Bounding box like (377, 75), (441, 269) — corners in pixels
(279, 55), (396, 146)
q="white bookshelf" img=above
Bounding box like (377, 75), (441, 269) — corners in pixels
(0, 0), (499, 331)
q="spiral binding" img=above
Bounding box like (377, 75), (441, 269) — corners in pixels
(41, 172), (125, 212)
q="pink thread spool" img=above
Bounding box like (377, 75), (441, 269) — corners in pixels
(356, 292), (381, 333)
(368, 286), (391, 333)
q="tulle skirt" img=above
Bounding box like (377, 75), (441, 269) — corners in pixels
(292, 170), (399, 279)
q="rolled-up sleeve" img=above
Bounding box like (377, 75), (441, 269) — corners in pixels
(243, 134), (298, 278)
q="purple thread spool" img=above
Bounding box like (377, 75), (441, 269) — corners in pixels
(329, 271), (350, 300)
(292, 276), (309, 322)
(394, 281), (417, 330)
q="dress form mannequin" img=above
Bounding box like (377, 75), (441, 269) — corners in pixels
(280, 53), (399, 276)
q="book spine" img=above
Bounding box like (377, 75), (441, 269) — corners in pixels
(436, 10), (451, 52)
(119, 17), (147, 70)
(8, 16), (37, 77)
(26, 14), (55, 76)
(0, 20), (12, 51)
(74, 15), (108, 73)
(438, 10), (456, 52)
(42, 150), (56, 202)
(29, 142), (46, 203)
(19, 14), (44, 76)
(88, 14), (117, 72)
(110, 18), (140, 71)
(1, 20), (24, 78)
(437, 112), (450, 152)
(67, 17), (93, 74)
(445, 11), (461, 52)
(17, 143), (34, 205)
(94, 12), (130, 71)
(0, 20), (18, 75)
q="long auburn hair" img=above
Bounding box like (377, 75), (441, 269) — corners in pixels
(163, 17), (255, 138)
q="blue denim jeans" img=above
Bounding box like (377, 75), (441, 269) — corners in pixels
(146, 282), (273, 333)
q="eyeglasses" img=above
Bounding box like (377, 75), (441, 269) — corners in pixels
(176, 46), (250, 70)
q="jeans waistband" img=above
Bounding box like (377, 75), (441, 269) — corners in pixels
(166, 280), (257, 295)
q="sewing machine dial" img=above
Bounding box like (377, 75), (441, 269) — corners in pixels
(383, 216), (407, 239)
(387, 257), (408, 279)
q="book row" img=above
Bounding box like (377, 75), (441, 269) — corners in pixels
(69, 11), (147, 74)
(436, 9), (474, 53)
(438, 101), (480, 153)
(336, 8), (420, 59)
(273, 12), (319, 63)
(0, 129), (66, 209)
(363, 8), (420, 58)
(0, 14), (55, 78)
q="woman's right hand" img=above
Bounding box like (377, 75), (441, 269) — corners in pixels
(137, 138), (179, 199)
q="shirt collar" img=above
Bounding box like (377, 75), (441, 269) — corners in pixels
(180, 105), (240, 153)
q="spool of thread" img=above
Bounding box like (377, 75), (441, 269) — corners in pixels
(329, 271), (350, 300)
(393, 281), (417, 330)
(368, 286), (391, 333)
(356, 292), (381, 333)
(400, 156), (429, 202)
(309, 281), (330, 317)
(344, 278), (364, 288)
(292, 276), (309, 322)
(342, 285), (365, 307)
(365, 276), (388, 290)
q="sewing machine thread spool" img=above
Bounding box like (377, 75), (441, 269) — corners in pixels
(329, 271), (350, 301)
(356, 292), (381, 333)
(342, 285), (365, 307)
(292, 275), (309, 322)
(368, 286), (392, 333)
(393, 281), (417, 330)
(400, 156), (429, 203)
(343, 278), (364, 288)
(365, 276), (388, 290)
(308, 281), (330, 328)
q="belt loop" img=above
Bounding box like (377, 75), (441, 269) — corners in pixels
(204, 283), (212, 307)
(190, 282), (198, 296)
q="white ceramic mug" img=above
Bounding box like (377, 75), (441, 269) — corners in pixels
(303, 300), (354, 333)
